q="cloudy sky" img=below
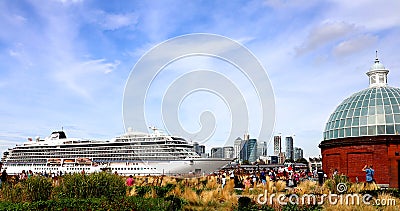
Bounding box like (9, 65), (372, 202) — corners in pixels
(1, 0), (400, 158)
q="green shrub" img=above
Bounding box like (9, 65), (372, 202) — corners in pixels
(154, 183), (175, 198)
(135, 185), (152, 196)
(0, 196), (178, 211)
(25, 176), (53, 202)
(0, 176), (52, 203)
(55, 172), (126, 199)
(0, 182), (24, 203)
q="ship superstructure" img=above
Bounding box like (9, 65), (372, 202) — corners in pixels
(1, 128), (231, 175)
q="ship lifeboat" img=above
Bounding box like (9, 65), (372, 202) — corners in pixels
(47, 158), (61, 164)
(77, 158), (92, 165)
(64, 159), (75, 163)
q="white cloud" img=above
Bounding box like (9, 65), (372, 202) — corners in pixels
(296, 21), (357, 55)
(326, 0), (400, 31)
(333, 34), (378, 57)
(95, 11), (139, 30)
(54, 59), (120, 98)
(263, 0), (318, 10)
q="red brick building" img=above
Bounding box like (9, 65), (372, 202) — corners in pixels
(320, 55), (400, 188)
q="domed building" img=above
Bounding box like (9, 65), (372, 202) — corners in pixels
(319, 54), (400, 188)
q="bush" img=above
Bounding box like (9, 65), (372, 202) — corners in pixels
(0, 176), (52, 203)
(25, 176), (53, 202)
(55, 172), (126, 199)
(0, 196), (177, 211)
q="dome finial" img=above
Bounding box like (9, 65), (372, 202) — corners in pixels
(375, 50), (379, 63)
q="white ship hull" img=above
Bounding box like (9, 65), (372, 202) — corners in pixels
(3, 159), (231, 176)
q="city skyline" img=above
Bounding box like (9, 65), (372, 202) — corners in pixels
(1, 1), (400, 158)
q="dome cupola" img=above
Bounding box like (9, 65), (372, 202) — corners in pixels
(366, 51), (389, 88)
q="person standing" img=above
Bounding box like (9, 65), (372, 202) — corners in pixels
(221, 175), (226, 189)
(126, 175), (135, 186)
(1, 169), (7, 187)
(362, 165), (375, 183)
(317, 168), (324, 186)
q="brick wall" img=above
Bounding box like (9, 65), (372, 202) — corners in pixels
(322, 144), (390, 185)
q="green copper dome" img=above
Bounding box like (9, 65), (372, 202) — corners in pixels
(323, 86), (400, 140)
(323, 54), (400, 140)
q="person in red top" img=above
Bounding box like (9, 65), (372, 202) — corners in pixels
(126, 175), (135, 186)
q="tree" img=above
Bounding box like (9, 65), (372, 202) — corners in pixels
(296, 158), (309, 165)
(284, 159), (294, 163)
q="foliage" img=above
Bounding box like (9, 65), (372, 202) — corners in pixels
(55, 172), (126, 199)
(135, 185), (152, 196)
(296, 158), (309, 165)
(284, 159), (295, 164)
(25, 176), (53, 202)
(0, 196), (176, 211)
(0, 176), (52, 203)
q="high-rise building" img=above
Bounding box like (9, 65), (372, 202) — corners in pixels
(294, 147), (304, 161)
(257, 141), (268, 158)
(223, 146), (234, 158)
(285, 136), (294, 160)
(199, 145), (206, 157)
(247, 139), (258, 163)
(193, 142), (206, 157)
(273, 136), (282, 155)
(193, 142), (200, 154)
(234, 137), (244, 160)
(210, 147), (223, 158)
(233, 133), (258, 163)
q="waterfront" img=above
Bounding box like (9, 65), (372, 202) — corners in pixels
(0, 169), (399, 210)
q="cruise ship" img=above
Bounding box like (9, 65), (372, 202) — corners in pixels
(0, 128), (232, 176)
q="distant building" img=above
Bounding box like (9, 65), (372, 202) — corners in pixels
(193, 142), (206, 157)
(210, 147), (223, 158)
(294, 147), (304, 161)
(257, 141), (268, 158)
(234, 137), (244, 160)
(270, 155), (278, 164)
(223, 146), (234, 159)
(273, 136), (282, 155)
(199, 145), (205, 155)
(309, 157), (322, 172)
(285, 136), (294, 160)
(233, 133), (258, 163)
(247, 139), (258, 163)
(278, 152), (285, 164)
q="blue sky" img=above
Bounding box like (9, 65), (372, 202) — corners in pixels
(1, 0), (400, 158)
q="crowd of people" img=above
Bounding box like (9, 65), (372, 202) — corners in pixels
(0, 164), (375, 190)
(214, 166), (323, 189)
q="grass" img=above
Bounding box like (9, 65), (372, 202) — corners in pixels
(1, 173), (399, 210)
